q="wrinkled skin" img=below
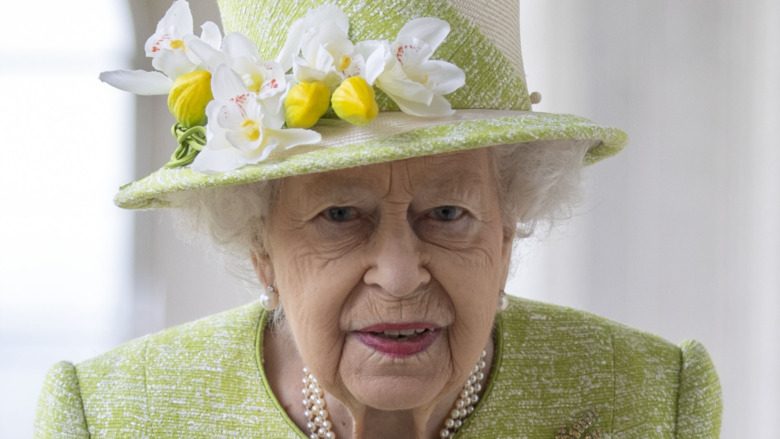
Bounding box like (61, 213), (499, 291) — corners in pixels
(254, 148), (513, 438)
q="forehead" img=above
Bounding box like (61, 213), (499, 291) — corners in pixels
(285, 149), (495, 195)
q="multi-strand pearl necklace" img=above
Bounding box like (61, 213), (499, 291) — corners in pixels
(301, 350), (488, 439)
(440, 349), (488, 438)
(301, 368), (335, 439)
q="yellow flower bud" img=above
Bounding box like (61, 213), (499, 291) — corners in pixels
(331, 76), (379, 126)
(168, 70), (213, 127)
(285, 81), (331, 129)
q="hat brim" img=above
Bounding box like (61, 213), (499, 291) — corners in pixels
(114, 110), (627, 209)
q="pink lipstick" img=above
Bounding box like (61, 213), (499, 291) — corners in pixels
(355, 323), (440, 358)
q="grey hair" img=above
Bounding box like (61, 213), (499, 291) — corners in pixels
(166, 140), (591, 295)
(166, 178), (281, 284)
(492, 140), (592, 239)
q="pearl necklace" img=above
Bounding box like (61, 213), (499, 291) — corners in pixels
(301, 350), (488, 439)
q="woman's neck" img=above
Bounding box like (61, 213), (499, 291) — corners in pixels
(352, 406), (434, 439)
(262, 321), (494, 439)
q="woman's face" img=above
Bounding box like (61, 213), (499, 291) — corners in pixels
(258, 148), (512, 412)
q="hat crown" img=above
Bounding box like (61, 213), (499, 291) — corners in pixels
(217, 0), (531, 111)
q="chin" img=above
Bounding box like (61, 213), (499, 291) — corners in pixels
(339, 334), (454, 411)
(346, 374), (445, 411)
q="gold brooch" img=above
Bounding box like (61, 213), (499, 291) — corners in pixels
(555, 409), (604, 439)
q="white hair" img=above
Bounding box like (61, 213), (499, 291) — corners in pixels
(166, 140), (591, 289)
(492, 140), (592, 239)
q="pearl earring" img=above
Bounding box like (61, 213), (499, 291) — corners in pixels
(260, 285), (279, 310)
(498, 289), (509, 312)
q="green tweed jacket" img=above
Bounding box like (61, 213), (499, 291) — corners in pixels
(35, 297), (722, 438)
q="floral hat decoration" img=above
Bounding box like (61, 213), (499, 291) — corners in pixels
(104, 0), (627, 209)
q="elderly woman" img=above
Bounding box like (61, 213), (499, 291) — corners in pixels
(36, 0), (721, 438)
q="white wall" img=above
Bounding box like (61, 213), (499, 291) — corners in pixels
(0, 1), (134, 436)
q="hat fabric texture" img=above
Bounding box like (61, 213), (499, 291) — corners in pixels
(114, 0), (628, 209)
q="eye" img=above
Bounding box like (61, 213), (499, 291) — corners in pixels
(324, 206), (358, 222)
(315, 205), (371, 245)
(429, 206), (465, 222)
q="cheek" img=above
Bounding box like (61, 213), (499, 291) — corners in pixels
(431, 226), (505, 300)
(437, 260), (500, 335)
(430, 227), (505, 360)
(271, 238), (366, 380)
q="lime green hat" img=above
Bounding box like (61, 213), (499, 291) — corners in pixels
(108, 0), (627, 209)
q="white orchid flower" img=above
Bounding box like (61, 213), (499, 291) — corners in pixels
(144, 0), (221, 78)
(98, 69), (174, 96)
(278, 5), (385, 89)
(187, 32), (286, 99)
(99, 0), (221, 95)
(191, 65), (321, 174)
(290, 6), (353, 89)
(276, 5), (348, 72)
(353, 40), (391, 85)
(186, 32), (287, 120)
(375, 17), (465, 117)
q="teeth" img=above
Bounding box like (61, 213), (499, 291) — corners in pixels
(378, 328), (428, 338)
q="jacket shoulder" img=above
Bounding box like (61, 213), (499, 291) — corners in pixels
(76, 300), (263, 382)
(54, 302), (266, 437)
(676, 339), (722, 438)
(34, 361), (90, 438)
(473, 297), (721, 438)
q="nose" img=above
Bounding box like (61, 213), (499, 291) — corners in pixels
(362, 217), (431, 297)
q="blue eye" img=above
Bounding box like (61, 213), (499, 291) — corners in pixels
(430, 206), (464, 221)
(325, 206), (357, 222)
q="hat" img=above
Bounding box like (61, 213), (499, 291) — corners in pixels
(105, 0), (627, 210)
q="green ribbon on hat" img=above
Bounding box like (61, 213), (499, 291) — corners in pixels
(164, 123), (207, 169)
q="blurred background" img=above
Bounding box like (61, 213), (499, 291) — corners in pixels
(1, 0), (777, 436)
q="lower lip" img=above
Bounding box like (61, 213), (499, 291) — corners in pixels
(354, 329), (440, 358)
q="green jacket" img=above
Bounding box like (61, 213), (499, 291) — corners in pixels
(35, 297), (722, 438)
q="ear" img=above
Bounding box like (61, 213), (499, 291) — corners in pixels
(251, 250), (275, 287)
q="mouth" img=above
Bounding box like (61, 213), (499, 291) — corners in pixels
(354, 324), (441, 358)
(370, 327), (434, 340)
